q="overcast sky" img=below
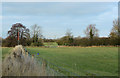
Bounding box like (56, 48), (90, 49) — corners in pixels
(2, 2), (118, 39)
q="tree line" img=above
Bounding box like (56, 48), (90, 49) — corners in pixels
(1, 19), (120, 47)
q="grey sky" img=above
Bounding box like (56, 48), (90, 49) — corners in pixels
(2, 2), (118, 39)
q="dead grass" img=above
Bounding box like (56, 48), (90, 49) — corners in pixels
(2, 45), (47, 76)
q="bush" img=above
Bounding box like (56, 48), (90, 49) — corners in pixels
(30, 42), (43, 47)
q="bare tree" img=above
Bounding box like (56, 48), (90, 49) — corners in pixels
(109, 19), (120, 38)
(64, 29), (74, 46)
(31, 24), (43, 43)
(84, 24), (98, 39)
(65, 29), (72, 37)
(31, 24), (42, 38)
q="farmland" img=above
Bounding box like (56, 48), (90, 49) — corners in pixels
(2, 46), (118, 76)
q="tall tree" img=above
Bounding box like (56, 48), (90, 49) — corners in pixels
(65, 29), (74, 46)
(65, 29), (72, 37)
(8, 23), (30, 45)
(84, 24), (98, 46)
(31, 24), (43, 46)
(109, 19), (120, 38)
(31, 24), (42, 40)
(85, 24), (98, 39)
(109, 19), (120, 45)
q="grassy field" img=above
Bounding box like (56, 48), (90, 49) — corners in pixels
(2, 46), (118, 76)
(2, 47), (13, 59)
(26, 47), (118, 76)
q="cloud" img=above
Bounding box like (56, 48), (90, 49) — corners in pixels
(90, 6), (118, 37)
(2, 2), (117, 16)
(2, 2), (118, 38)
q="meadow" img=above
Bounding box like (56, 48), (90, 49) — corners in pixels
(2, 46), (118, 76)
(2, 47), (13, 59)
(26, 46), (118, 76)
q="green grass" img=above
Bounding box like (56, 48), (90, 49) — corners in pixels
(43, 42), (58, 48)
(2, 47), (13, 59)
(2, 46), (118, 76)
(26, 47), (118, 76)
